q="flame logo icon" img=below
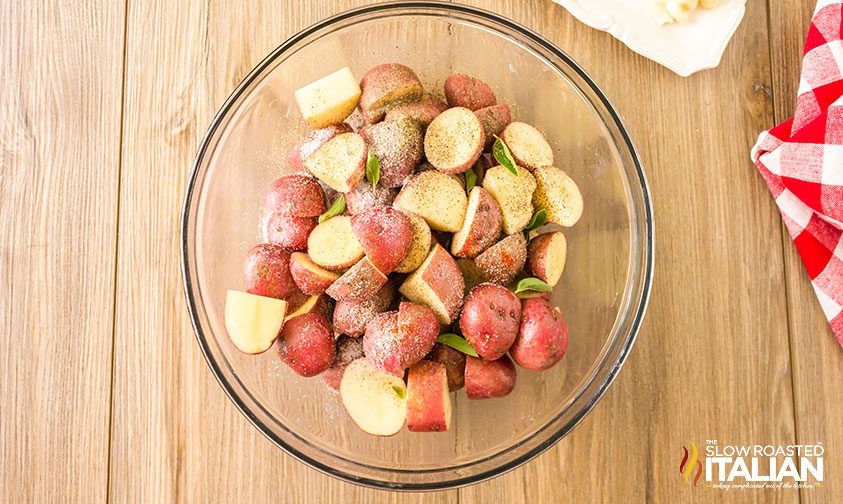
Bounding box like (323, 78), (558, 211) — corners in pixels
(680, 443), (703, 487)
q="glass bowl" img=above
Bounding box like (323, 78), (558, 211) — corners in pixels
(181, 1), (653, 490)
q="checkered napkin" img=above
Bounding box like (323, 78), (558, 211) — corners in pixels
(751, 0), (843, 348)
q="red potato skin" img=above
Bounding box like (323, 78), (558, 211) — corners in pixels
(359, 118), (423, 188)
(364, 302), (438, 375)
(243, 244), (297, 300)
(460, 283), (521, 360)
(526, 233), (561, 285)
(420, 244), (466, 322)
(406, 360), (450, 432)
(278, 313), (336, 377)
(351, 205), (414, 274)
(359, 63), (424, 123)
(285, 286), (310, 313)
(289, 252), (338, 295)
(287, 292), (334, 321)
(464, 354), (517, 399)
(475, 233), (527, 285)
(325, 257), (388, 302)
(426, 343), (466, 391)
(262, 175), (327, 218)
(263, 211), (317, 252)
(453, 187), (503, 258)
(475, 104), (511, 150)
(385, 94), (448, 127)
(363, 311), (402, 375)
(510, 298), (569, 371)
(288, 124), (353, 174)
(322, 335), (365, 390)
(345, 180), (398, 215)
(333, 281), (396, 337)
(444, 74), (497, 111)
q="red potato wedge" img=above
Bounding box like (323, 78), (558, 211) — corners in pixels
(527, 232), (567, 287)
(262, 212), (317, 252)
(262, 174), (327, 218)
(364, 302), (438, 375)
(424, 107), (485, 174)
(456, 258), (488, 295)
(464, 355), (517, 399)
(460, 283), (522, 360)
(345, 180), (398, 215)
(451, 187), (503, 258)
(284, 293), (333, 323)
(482, 164), (537, 234)
(288, 123), (353, 173)
(304, 132), (367, 192)
(510, 298), (569, 371)
(500, 122), (554, 171)
(532, 166), (584, 227)
(243, 244), (297, 300)
(294, 66), (361, 128)
(278, 312), (335, 377)
(289, 252), (340, 295)
(325, 257), (388, 302)
(384, 93), (448, 127)
(426, 343), (467, 391)
(359, 63), (424, 123)
(394, 171), (468, 232)
(406, 360), (452, 432)
(323, 335), (365, 390)
(444, 74), (497, 111)
(474, 104), (511, 150)
(333, 281), (396, 338)
(475, 233), (528, 285)
(224, 290), (288, 355)
(351, 205), (414, 274)
(399, 243), (465, 325)
(307, 216), (364, 271)
(359, 118), (423, 188)
(394, 211), (433, 274)
(340, 358), (408, 436)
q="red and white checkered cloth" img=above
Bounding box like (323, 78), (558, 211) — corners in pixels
(751, 0), (843, 348)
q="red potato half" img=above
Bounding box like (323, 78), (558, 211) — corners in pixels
(464, 354), (517, 399)
(451, 186), (503, 258)
(243, 243), (297, 300)
(385, 93), (448, 127)
(288, 123), (353, 174)
(289, 252), (340, 295)
(474, 104), (511, 150)
(500, 122), (554, 171)
(532, 166), (584, 227)
(323, 335), (365, 390)
(393, 211), (433, 274)
(359, 63), (424, 123)
(364, 302), (439, 375)
(345, 179), (398, 215)
(359, 118), (423, 188)
(510, 298), (569, 371)
(350, 205), (414, 274)
(426, 343), (467, 391)
(325, 257), (388, 302)
(394, 170), (468, 232)
(278, 312), (335, 377)
(406, 360), (452, 432)
(482, 164), (537, 234)
(262, 174), (326, 218)
(340, 358), (408, 436)
(475, 232), (528, 285)
(262, 211), (317, 252)
(333, 281), (396, 338)
(444, 74), (497, 111)
(307, 215), (365, 271)
(294, 66), (361, 128)
(304, 132), (367, 192)
(424, 107), (485, 174)
(527, 232), (567, 287)
(224, 290), (288, 355)
(460, 283), (522, 360)
(399, 243), (465, 325)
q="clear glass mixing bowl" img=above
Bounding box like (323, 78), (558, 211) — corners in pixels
(181, 1), (653, 490)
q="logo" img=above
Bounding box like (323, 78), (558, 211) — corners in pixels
(680, 443), (703, 487)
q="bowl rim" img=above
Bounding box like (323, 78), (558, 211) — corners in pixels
(181, 0), (654, 491)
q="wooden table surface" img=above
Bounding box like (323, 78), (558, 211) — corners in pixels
(2, 0), (842, 502)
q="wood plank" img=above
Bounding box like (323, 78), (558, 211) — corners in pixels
(109, 0), (457, 501)
(455, 0), (799, 501)
(766, 1), (843, 502)
(0, 1), (124, 502)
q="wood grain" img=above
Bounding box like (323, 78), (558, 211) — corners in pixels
(767, 1), (843, 503)
(0, 1), (124, 502)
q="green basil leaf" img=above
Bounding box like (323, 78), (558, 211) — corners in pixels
(492, 134), (518, 176)
(524, 208), (547, 234)
(366, 152), (380, 191)
(391, 385), (406, 400)
(436, 333), (479, 357)
(465, 167), (477, 193)
(514, 277), (552, 297)
(318, 194), (345, 223)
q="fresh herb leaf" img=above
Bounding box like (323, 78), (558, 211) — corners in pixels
(493, 134), (518, 176)
(436, 333), (479, 357)
(524, 208), (547, 238)
(391, 385), (406, 400)
(366, 152), (381, 191)
(318, 194), (345, 223)
(514, 277), (552, 297)
(465, 167), (477, 193)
